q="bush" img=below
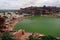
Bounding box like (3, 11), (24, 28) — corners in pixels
(2, 32), (13, 40)
(3, 16), (8, 19)
(29, 35), (34, 40)
(40, 35), (57, 40)
(28, 35), (39, 40)
(28, 35), (57, 40)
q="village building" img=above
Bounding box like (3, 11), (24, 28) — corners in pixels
(19, 6), (60, 16)
(0, 12), (21, 32)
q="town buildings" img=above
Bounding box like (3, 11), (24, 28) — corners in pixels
(0, 12), (20, 32)
(19, 6), (60, 16)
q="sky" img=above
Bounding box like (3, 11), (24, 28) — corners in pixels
(0, 0), (59, 9)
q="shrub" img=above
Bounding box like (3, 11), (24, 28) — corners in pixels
(40, 35), (57, 40)
(28, 35), (39, 40)
(3, 16), (8, 19)
(29, 35), (34, 40)
(2, 32), (13, 40)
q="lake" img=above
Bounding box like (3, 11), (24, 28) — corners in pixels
(14, 16), (60, 37)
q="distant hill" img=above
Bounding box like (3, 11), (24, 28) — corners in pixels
(0, 9), (19, 13)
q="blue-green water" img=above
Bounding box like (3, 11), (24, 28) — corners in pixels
(14, 16), (60, 37)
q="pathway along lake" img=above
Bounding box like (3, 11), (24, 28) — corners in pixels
(14, 16), (60, 37)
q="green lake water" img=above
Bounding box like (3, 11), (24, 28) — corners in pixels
(14, 16), (60, 37)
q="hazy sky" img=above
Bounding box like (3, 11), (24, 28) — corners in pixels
(0, 0), (59, 9)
